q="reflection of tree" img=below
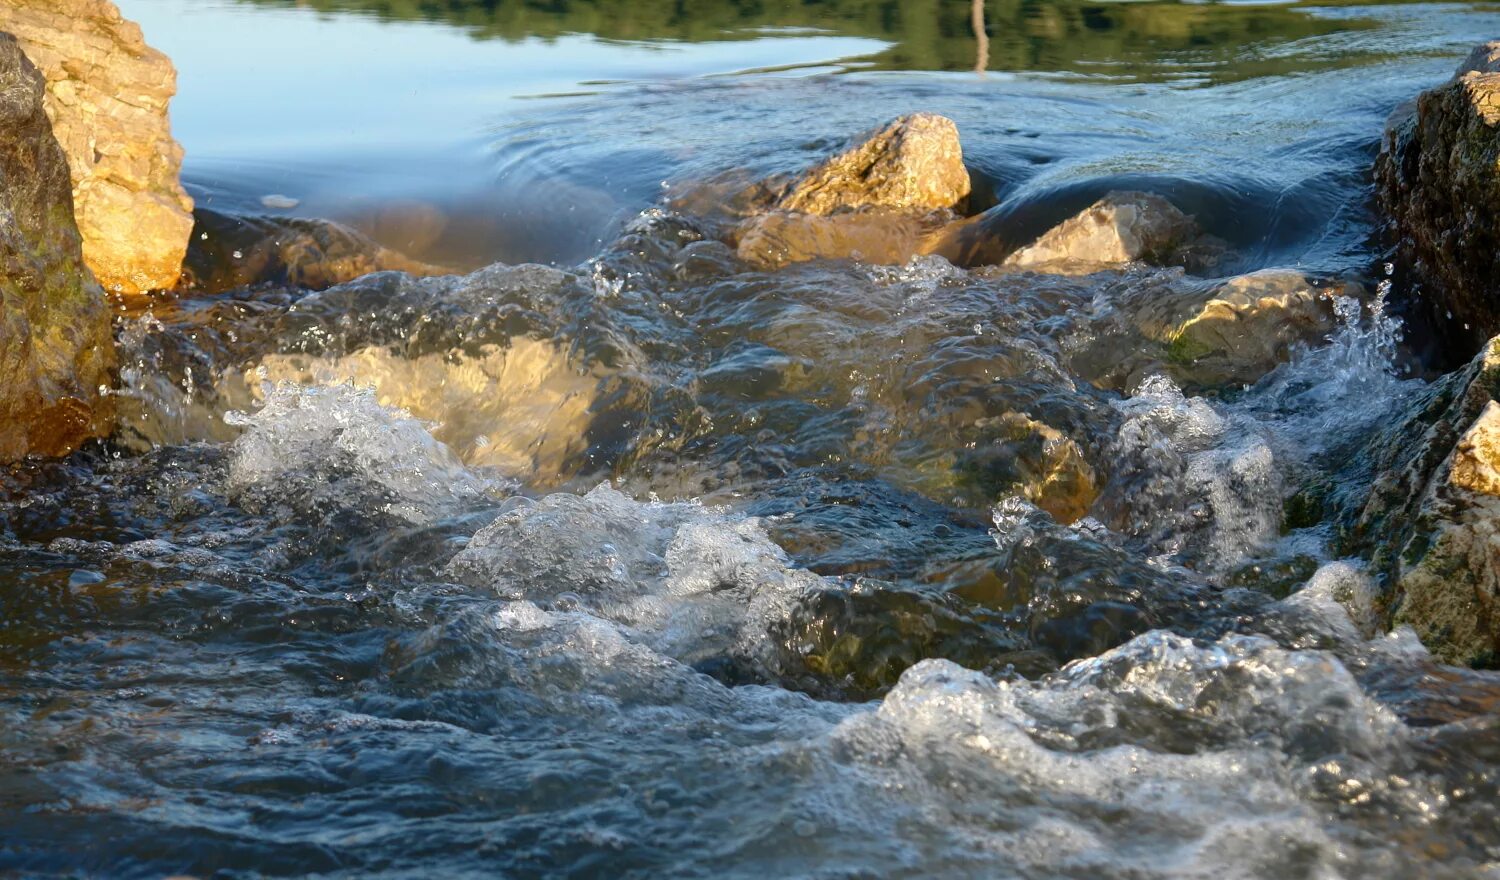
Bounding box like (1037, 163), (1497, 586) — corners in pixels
(234, 0), (1397, 83)
(972, 0), (987, 76)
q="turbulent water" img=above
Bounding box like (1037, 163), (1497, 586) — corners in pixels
(8, 2), (1500, 878)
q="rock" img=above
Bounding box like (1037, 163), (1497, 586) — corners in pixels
(1161, 270), (1342, 387)
(735, 209), (936, 269)
(179, 209), (450, 294)
(1375, 41), (1500, 356)
(956, 412), (1098, 524)
(3, 0), (195, 294)
(724, 113), (971, 267)
(1354, 338), (1500, 666)
(776, 113), (971, 215)
(1003, 191), (1196, 271)
(930, 190), (1209, 273)
(0, 34), (114, 460)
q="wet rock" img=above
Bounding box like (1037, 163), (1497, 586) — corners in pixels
(0, 34), (114, 459)
(179, 209), (450, 294)
(735, 209), (936, 269)
(1375, 40), (1500, 356)
(1355, 338), (1500, 666)
(956, 412), (1098, 524)
(932, 191), (1209, 273)
(1002, 191), (1196, 271)
(3, 0), (195, 294)
(776, 113), (971, 215)
(1162, 270), (1342, 387)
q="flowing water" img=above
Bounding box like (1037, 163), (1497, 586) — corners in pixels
(6, 1), (1500, 877)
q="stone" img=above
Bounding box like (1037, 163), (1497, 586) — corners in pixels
(0, 34), (114, 460)
(1162, 270), (1342, 387)
(2, 0), (195, 294)
(1353, 338), (1500, 666)
(1002, 191), (1197, 271)
(776, 113), (971, 215)
(957, 412), (1098, 524)
(734, 209), (936, 269)
(179, 209), (450, 294)
(1375, 41), (1500, 356)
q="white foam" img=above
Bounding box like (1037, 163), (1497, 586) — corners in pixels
(446, 483), (825, 673)
(225, 382), (500, 524)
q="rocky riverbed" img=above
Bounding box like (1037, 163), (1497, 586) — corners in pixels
(3, 2), (1500, 877)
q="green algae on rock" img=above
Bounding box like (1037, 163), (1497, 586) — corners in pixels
(0, 33), (114, 460)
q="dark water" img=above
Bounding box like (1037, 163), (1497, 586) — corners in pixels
(7, 1), (1500, 877)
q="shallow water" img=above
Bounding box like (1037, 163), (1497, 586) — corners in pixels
(7, 1), (1500, 877)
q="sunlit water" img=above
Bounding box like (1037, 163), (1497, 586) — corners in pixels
(6, 1), (1500, 877)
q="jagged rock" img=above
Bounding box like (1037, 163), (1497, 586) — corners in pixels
(0, 34), (114, 460)
(3, 0), (194, 294)
(179, 209), (450, 294)
(1355, 338), (1500, 666)
(735, 209), (935, 269)
(1375, 40), (1500, 356)
(1161, 270), (1342, 387)
(776, 113), (971, 215)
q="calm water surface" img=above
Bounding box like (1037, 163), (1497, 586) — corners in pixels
(6, 1), (1500, 877)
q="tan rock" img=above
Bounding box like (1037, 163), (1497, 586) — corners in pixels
(735, 209), (933, 269)
(1375, 41), (1500, 355)
(1449, 400), (1500, 497)
(1355, 338), (1500, 665)
(1163, 269), (1340, 386)
(776, 113), (970, 215)
(1003, 191), (1196, 271)
(0, 34), (114, 460)
(2, 0), (194, 294)
(967, 412), (1098, 524)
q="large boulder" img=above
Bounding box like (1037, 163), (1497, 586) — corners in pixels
(0, 34), (114, 460)
(1353, 337), (1500, 666)
(2, 0), (194, 294)
(776, 113), (971, 216)
(1375, 40), (1500, 356)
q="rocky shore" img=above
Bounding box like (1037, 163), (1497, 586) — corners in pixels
(1, 2), (1499, 666)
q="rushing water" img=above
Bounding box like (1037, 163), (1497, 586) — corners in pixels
(7, 1), (1500, 877)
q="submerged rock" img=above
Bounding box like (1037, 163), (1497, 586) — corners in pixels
(4, 0), (195, 295)
(735, 209), (936, 269)
(1355, 337), (1500, 666)
(1376, 40), (1500, 355)
(1162, 270), (1342, 387)
(179, 209), (449, 293)
(776, 113), (971, 216)
(0, 34), (114, 459)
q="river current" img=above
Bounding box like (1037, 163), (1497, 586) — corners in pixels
(5, 1), (1500, 877)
